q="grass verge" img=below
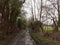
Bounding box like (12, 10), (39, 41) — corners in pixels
(0, 31), (22, 45)
(0, 35), (14, 45)
(31, 33), (60, 45)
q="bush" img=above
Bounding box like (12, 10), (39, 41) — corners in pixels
(17, 19), (26, 29)
(29, 20), (43, 32)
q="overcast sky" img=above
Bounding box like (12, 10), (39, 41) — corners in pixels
(22, 0), (58, 25)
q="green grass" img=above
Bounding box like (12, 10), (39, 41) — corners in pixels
(42, 26), (60, 31)
(32, 33), (60, 45)
(43, 26), (54, 31)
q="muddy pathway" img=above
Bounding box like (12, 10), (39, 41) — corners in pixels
(6, 29), (36, 45)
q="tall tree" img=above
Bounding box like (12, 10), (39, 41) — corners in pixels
(0, 0), (25, 36)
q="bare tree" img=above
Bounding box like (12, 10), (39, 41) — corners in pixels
(47, 0), (60, 31)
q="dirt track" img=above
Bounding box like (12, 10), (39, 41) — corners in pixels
(6, 29), (36, 45)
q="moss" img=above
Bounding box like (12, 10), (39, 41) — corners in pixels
(0, 40), (5, 45)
